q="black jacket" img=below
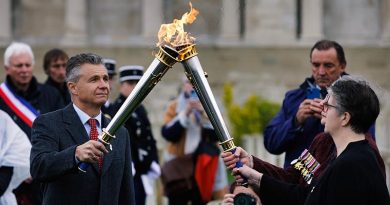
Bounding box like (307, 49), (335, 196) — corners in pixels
(112, 94), (159, 175)
(0, 76), (63, 139)
(44, 77), (71, 106)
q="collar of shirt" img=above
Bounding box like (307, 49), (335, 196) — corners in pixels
(72, 104), (102, 135)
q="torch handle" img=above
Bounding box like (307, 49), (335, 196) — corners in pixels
(78, 162), (88, 173)
(231, 148), (248, 186)
(77, 138), (110, 172)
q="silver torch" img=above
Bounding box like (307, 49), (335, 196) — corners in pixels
(78, 45), (179, 172)
(154, 1), (238, 153)
(177, 45), (238, 153)
(177, 44), (246, 185)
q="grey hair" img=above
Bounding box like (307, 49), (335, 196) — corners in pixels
(328, 75), (380, 133)
(66, 53), (103, 83)
(4, 42), (35, 67)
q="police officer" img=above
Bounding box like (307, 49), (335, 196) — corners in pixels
(111, 65), (160, 205)
(101, 58), (117, 117)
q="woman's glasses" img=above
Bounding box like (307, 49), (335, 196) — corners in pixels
(323, 102), (338, 112)
(323, 94), (339, 112)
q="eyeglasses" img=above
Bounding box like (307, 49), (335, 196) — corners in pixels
(323, 102), (339, 112)
(322, 94), (339, 112)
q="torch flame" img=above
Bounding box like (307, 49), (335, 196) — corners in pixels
(157, 2), (199, 48)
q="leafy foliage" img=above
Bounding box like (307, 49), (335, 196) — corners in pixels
(223, 83), (280, 146)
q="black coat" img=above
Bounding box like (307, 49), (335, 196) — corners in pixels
(112, 94), (159, 175)
(30, 104), (136, 205)
(0, 76), (64, 139)
(44, 77), (71, 106)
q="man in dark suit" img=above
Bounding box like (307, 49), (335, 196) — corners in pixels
(30, 53), (135, 205)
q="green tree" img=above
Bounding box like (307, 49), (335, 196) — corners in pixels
(223, 83), (280, 146)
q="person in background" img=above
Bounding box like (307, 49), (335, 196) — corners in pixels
(221, 183), (262, 205)
(0, 42), (63, 205)
(111, 65), (160, 205)
(263, 40), (375, 168)
(0, 110), (31, 205)
(43, 48), (71, 106)
(161, 77), (228, 205)
(232, 76), (390, 205)
(30, 53), (135, 204)
(101, 58), (117, 117)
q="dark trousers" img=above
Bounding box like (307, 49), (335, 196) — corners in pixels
(134, 175), (146, 205)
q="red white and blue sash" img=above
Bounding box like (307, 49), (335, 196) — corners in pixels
(0, 82), (39, 127)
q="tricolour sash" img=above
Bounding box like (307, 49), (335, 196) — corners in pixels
(0, 82), (39, 127)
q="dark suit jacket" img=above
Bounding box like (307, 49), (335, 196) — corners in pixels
(30, 104), (135, 205)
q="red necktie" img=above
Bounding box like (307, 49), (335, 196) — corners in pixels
(88, 118), (103, 172)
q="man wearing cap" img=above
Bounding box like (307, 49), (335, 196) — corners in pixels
(111, 65), (160, 205)
(101, 58), (117, 117)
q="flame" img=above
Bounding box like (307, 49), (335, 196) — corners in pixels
(157, 2), (199, 48)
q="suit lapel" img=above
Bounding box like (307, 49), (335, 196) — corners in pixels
(101, 116), (114, 176)
(62, 104), (100, 174)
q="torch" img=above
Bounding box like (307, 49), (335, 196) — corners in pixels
(157, 3), (241, 159)
(78, 45), (179, 172)
(178, 45), (236, 152)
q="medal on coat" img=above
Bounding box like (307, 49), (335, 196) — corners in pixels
(291, 149), (320, 184)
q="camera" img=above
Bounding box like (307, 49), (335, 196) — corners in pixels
(233, 193), (257, 205)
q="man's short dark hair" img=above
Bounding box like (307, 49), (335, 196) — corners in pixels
(310, 40), (346, 66)
(330, 76), (380, 134)
(66, 53), (103, 83)
(43, 48), (69, 73)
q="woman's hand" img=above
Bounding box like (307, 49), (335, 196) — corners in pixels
(221, 147), (253, 170)
(233, 165), (263, 189)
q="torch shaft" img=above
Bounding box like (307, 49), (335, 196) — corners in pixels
(79, 46), (178, 173)
(181, 56), (235, 151)
(106, 59), (170, 134)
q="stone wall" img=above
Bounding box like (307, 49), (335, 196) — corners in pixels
(0, 45), (389, 150)
(2, 0), (390, 46)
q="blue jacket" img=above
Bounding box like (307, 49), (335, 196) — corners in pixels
(263, 76), (375, 168)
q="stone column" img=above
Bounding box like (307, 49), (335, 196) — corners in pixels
(220, 0), (240, 41)
(0, 0), (11, 44)
(142, 0), (163, 40)
(382, 0), (390, 43)
(62, 0), (87, 46)
(300, 0), (324, 42)
(244, 0), (295, 45)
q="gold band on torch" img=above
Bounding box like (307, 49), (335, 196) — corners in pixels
(178, 45), (236, 152)
(78, 46), (179, 172)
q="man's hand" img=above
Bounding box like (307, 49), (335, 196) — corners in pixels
(221, 193), (235, 205)
(75, 140), (109, 164)
(221, 147), (253, 170)
(185, 99), (204, 116)
(295, 98), (323, 125)
(309, 98), (323, 119)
